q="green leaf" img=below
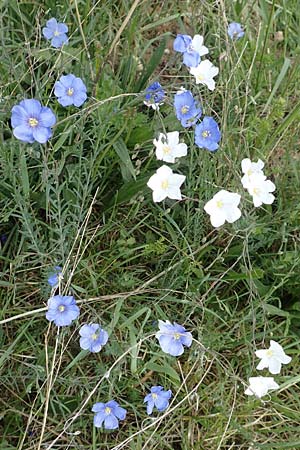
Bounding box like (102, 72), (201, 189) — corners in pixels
(135, 37), (166, 91)
(113, 138), (136, 181)
(144, 361), (180, 382)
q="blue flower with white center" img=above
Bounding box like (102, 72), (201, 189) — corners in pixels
(174, 90), (202, 128)
(47, 266), (62, 288)
(144, 81), (165, 110)
(54, 74), (87, 107)
(144, 386), (172, 415)
(156, 320), (192, 356)
(46, 295), (79, 327)
(11, 99), (56, 144)
(173, 34), (209, 67)
(42, 18), (68, 48)
(79, 324), (109, 353)
(92, 400), (127, 429)
(227, 22), (245, 40)
(195, 116), (221, 152)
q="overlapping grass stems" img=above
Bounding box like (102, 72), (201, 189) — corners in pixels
(1, 1), (300, 449)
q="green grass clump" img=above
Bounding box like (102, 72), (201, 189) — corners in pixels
(1, 1), (300, 449)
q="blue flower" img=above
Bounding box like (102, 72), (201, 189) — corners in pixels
(144, 386), (172, 415)
(79, 324), (109, 353)
(46, 295), (79, 326)
(195, 116), (221, 152)
(47, 266), (62, 288)
(156, 320), (192, 356)
(92, 400), (127, 429)
(144, 82), (165, 110)
(174, 90), (202, 128)
(227, 22), (244, 40)
(173, 34), (209, 67)
(54, 74), (87, 107)
(42, 18), (68, 48)
(11, 99), (56, 144)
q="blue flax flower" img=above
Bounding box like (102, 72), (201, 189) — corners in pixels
(227, 22), (245, 40)
(79, 323), (109, 353)
(54, 74), (87, 107)
(48, 266), (62, 288)
(173, 34), (208, 67)
(174, 90), (202, 128)
(195, 116), (221, 152)
(11, 99), (56, 144)
(46, 295), (79, 326)
(144, 386), (172, 415)
(43, 18), (68, 48)
(92, 400), (127, 429)
(156, 320), (192, 356)
(144, 81), (165, 110)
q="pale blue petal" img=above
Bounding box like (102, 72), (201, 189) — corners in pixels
(13, 125), (34, 143)
(32, 126), (52, 143)
(104, 414), (119, 429)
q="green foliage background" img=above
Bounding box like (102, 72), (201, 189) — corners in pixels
(1, 0), (300, 449)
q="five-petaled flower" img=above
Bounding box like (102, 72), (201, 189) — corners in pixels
(156, 320), (192, 356)
(228, 22), (245, 40)
(153, 131), (187, 163)
(173, 34), (209, 67)
(43, 18), (68, 48)
(190, 60), (219, 91)
(204, 190), (241, 228)
(174, 90), (202, 128)
(147, 165), (186, 203)
(245, 376), (279, 399)
(46, 295), (79, 326)
(195, 116), (221, 151)
(92, 400), (127, 429)
(48, 266), (63, 288)
(144, 386), (172, 415)
(241, 158), (265, 189)
(11, 99), (56, 144)
(246, 173), (276, 207)
(54, 74), (87, 107)
(255, 340), (291, 374)
(79, 323), (109, 353)
(144, 82), (165, 110)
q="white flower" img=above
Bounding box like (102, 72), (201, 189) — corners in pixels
(153, 131), (187, 163)
(255, 340), (292, 374)
(147, 165), (185, 203)
(189, 35), (209, 57)
(245, 376), (279, 398)
(204, 190), (241, 228)
(246, 173), (276, 207)
(241, 158), (265, 188)
(190, 60), (219, 91)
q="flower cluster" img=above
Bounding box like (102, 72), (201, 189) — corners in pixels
(10, 19), (87, 144)
(204, 158), (276, 228)
(146, 33), (221, 203)
(245, 340), (291, 398)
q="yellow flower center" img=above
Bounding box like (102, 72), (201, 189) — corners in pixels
(216, 200), (223, 208)
(58, 305), (65, 312)
(173, 333), (180, 340)
(197, 74), (204, 81)
(105, 407), (111, 415)
(91, 333), (98, 340)
(161, 180), (169, 190)
(152, 393), (158, 399)
(162, 145), (171, 155)
(247, 169), (253, 176)
(266, 349), (274, 357)
(67, 87), (74, 96)
(202, 130), (210, 138)
(253, 187), (260, 195)
(181, 105), (189, 114)
(54, 30), (61, 36)
(28, 117), (38, 127)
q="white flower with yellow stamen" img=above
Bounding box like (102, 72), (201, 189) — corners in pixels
(147, 165), (185, 203)
(190, 60), (219, 91)
(153, 131), (187, 163)
(255, 340), (291, 374)
(204, 190), (241, 228)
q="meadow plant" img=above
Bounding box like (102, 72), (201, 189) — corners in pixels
(1, 3), (299, 448)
